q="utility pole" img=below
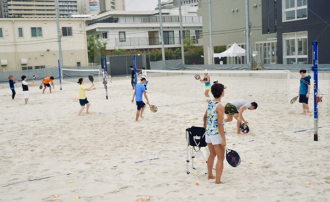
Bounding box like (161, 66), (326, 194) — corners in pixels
(208, 0), (213, 65)
(179, 0), (185, 65)
(245, 0), (251, 69)
(158, 0), (165, 62)
(55, 0), (64, 90)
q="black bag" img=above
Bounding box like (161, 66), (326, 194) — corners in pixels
(186, 126), (207, 149)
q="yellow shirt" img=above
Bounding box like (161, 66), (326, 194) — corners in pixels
(79, 85), (86, 99)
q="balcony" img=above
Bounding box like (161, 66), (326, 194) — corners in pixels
(88, 16), (202, 26)
(115, 37), (199, 47)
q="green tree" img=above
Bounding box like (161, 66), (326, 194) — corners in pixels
(87, 35), (108, 64)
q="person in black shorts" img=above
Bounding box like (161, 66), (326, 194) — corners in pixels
(131, 78), (150, 122)
(298, 69), (311, 115)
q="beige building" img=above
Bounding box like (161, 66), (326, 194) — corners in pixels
(98, 0), (125, 13)
(0, 18), (88, 71)
(198, 0), (277, 65)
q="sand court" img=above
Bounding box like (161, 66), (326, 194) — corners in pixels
(0, 73), (330, 201)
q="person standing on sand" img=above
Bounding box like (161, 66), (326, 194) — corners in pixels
(201, 69), (211, 98)
(8, 75), (18, 100)
(203, 83), (226, 184)
(77, 78), (96, 116)
(299, 69), (311, 115)
(21, 75), (36, 104)
(131, 78), (149, 122)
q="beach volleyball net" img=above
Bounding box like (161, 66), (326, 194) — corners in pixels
(144, 70), (291, 106)
(62, 68), (102, 86)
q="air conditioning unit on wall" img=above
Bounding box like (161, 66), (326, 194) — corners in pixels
(1, 60), (8, 66)
(21, 59), (28, 65)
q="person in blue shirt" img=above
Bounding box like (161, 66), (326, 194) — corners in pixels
(8, 75), (18, 100)
(131, 77), (150, 122)
(299, 69), (311, 115)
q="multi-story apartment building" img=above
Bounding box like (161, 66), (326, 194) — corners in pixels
(0, 18), (88, 71)
(262, 0), (330, 64)
(86, 9), (202, 50)
(98, 0), (125, 14)
(0, 0), (89, 18)
(198, 0), (277, 65)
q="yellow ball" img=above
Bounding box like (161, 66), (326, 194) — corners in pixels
(195, 181), (199, 185)
(193, 172), (197, 176)
(249, 161), (253, 164)
(146, 195), (151, 200)
(54, 195), (58, 198)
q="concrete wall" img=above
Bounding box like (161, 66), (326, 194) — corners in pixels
(0, 19), (89, 71)
(198, 0), (276, 64)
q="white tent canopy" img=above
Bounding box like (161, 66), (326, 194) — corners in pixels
(213, 43), (246, 58)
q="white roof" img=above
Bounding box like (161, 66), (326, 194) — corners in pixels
(213, 43), (246, 58)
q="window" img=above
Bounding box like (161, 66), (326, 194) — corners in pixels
(148, 31), (159, 45)
(283, 32), (308, 64)
(283, 0), (307, 21)
(102, 32), (107, 39)
(255, 41), (278, 65)
(119, 31), (126, 42)
(34, 66), (45, 69)
(18, 28), (23, 37)
(163, 31), (174, 45)
(62, 27), (72, 36)
(77, 62), (81, 66)
(22, 66), (33, 70)
(0, 28), (3, 38)
(31, 27), (42, 37)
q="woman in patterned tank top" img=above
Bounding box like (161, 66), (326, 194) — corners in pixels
(203, 83), (226, 184)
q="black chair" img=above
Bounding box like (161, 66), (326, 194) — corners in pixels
(186, 126), (209, 174)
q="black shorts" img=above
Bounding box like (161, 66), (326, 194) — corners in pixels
(299, 94), (309, 104)
(225, 103), (239, 115)
(44, 83), (51, 87)
(136, 101), (145, 110)
(79, 98), (89, 106)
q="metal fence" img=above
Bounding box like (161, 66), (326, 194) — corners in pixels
(115, 37), (199, 47)
(105, 54), (148, 76)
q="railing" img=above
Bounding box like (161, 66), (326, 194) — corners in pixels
(88, 16), (202, 26)
(115, 37), (199, 47)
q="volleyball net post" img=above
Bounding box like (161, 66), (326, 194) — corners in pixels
(58, 60), (62, 90)
(312, 41), (318, 141)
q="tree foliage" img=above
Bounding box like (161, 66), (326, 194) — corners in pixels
(87, 35), (108, 64)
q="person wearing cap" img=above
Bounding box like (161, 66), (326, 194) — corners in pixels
(201, 69), (211, 98)
(213, 80), (218, 84)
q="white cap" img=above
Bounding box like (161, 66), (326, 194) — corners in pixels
(204, 69), (208, 72)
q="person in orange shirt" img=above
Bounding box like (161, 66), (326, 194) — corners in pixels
(41, 76), (54, 94)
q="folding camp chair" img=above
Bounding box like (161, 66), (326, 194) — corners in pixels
(186, 126), (209, 175)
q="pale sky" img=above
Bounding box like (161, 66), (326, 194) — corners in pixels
(125, 0), (168, 11)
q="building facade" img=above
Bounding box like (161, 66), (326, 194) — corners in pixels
(198, 0), (277, 65)
(0, 0), (91, 18)
(0, 18), (88, 71)
(86, 9), (202, 50)
(262, 0), (330, 64)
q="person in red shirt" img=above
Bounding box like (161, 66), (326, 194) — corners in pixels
(41, 76), (54, 94)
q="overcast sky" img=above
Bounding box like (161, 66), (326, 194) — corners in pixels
(125, 0), (167, 11)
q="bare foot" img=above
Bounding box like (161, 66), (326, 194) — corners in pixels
(301, 112), (306, 115)
(307, 111), (311, 114)
(86, 112), (89, 114)
(135, 120), (138, 122)
(140, 115), (144, 118)
(215, 181), (224, 184)
(208, 175), (216, 180)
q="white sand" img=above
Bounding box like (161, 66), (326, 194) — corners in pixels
(0, 73), (330, 202)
